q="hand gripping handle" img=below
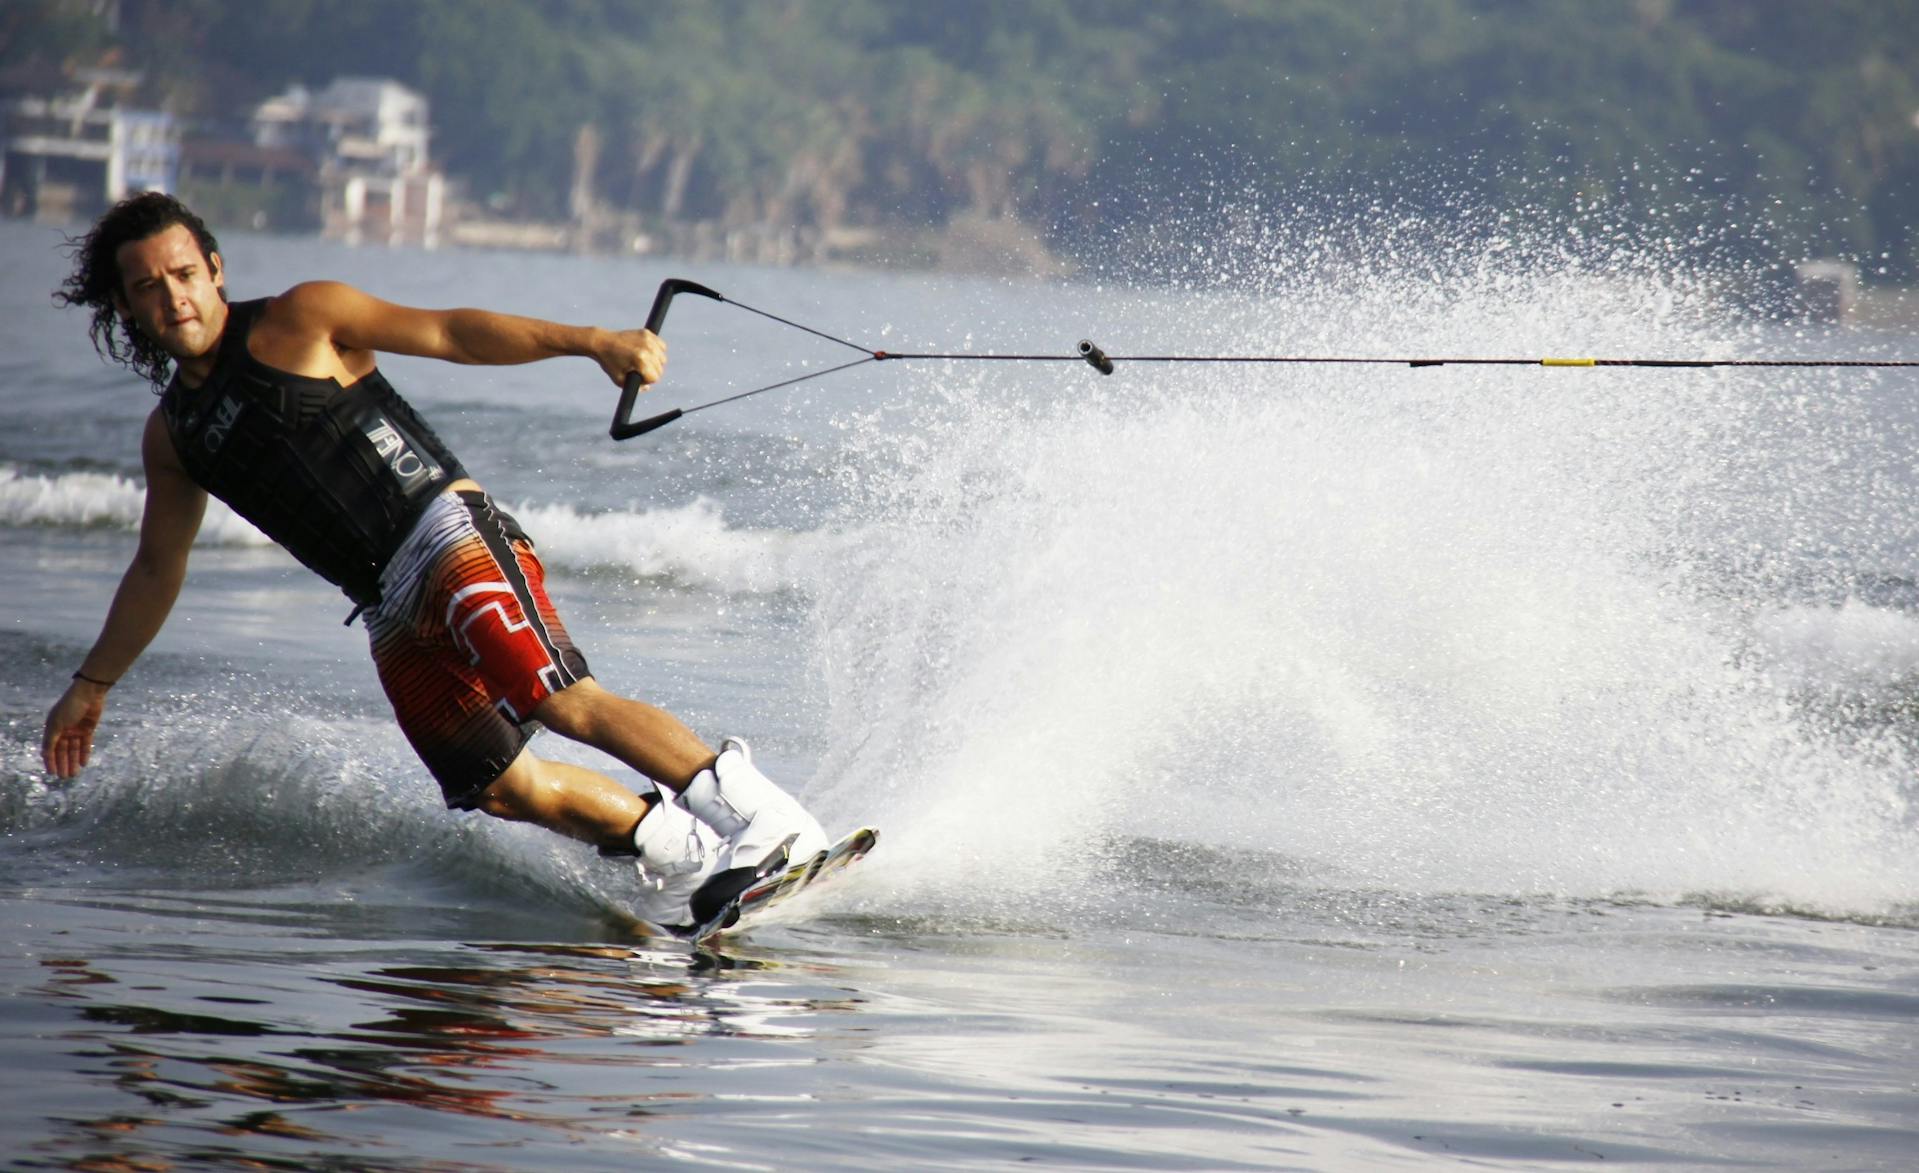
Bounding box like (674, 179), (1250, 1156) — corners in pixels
(610, 277), (724, 440)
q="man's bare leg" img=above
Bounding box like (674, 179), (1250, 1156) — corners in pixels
(532, 678), (714, 791)
(474, 749), (655, 851)
(472, 678), (730, 850)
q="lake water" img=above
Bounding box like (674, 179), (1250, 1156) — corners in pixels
(3, 216), (1917, 1169)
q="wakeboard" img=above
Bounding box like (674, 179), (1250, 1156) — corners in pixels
(685, 826), (879, 945)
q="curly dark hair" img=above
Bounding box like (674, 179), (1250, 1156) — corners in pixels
(54, 192), (224, 389)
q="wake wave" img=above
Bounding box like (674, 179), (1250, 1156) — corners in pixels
(511, 498), (836, 595)
(0, 465), (828, 596)
(0, 465), (272, 546)
(1, 695), (655, 923)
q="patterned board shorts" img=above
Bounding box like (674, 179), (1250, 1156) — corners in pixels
(364, 489), (590, 808)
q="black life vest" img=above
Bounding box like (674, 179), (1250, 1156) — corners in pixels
(157, 298), (467, 606)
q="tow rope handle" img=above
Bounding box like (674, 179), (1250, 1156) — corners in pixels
(610, 278), (724, 440)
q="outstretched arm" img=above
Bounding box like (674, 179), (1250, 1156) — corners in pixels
(42, 412), (207, 777)
(264, 280), (666, 388)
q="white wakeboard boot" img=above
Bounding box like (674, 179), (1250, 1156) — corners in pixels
(621, 784), (721, 931)
(676, 738), (830, 929)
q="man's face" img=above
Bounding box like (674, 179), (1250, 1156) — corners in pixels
(113, 223), (226, 361)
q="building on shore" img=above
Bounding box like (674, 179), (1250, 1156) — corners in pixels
(249, 77), (445, 247)
(0, 65), (178, 220)
(1, 67), (440, 248)
(181, 76), (445, 246)
(176, 137), (316, 231)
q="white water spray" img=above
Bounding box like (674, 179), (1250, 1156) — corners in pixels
(804, 246), (1919, 920)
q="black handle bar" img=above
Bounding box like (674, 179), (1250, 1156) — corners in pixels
(609, 277), (724, 441)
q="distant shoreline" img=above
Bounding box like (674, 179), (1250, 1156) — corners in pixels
(9, 213), (1916, 330)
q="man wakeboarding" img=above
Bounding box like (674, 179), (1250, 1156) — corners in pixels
(40, 192), (828, 935)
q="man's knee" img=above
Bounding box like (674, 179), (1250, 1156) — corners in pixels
(531, 677), (615, 741)
(474, 751), (542, 820)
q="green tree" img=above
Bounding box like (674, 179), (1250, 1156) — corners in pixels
(33, 0), (1919, 278)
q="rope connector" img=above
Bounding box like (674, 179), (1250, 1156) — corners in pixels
(1079, 339), (1115, 375)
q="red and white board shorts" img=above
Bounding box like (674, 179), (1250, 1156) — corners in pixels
(364, 489), (589, 808)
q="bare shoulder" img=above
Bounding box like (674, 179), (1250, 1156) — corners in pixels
(141, 405), (175, 451)
(137, 407), (207, 550)
(250, 282), (393, 376)
(262, 280), (373, 330)
(260, 280), (436, 353)
(140, 407), (189, 480)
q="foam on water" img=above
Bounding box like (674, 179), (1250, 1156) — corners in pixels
(2, 684), (641, 922)
(0, 465), (824, 596)
(510, 497), (826, 594)
(0, 466), (270, 546)
(1748, 600), (1919, 691)
(803, 243), (1919, 922)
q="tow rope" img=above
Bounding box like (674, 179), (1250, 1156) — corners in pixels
(610, 277), (1919, 440)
